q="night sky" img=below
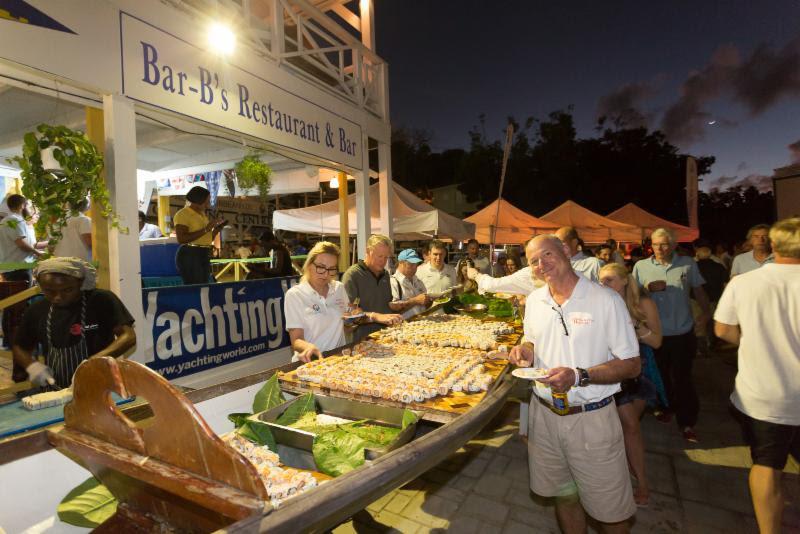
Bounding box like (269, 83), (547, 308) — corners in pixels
(374, 1), (800, 191)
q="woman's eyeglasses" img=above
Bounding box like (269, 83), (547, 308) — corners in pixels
(551, 306), (569, 336)
(313, 263), (338, 275)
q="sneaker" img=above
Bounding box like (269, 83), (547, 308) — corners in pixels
(682, 427), (698, 443)
(654, 410), (673, 424)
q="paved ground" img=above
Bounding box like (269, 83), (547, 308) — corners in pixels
(334, 351), (800, 533)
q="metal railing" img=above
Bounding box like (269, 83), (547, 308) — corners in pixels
(170, 0), (388, 120)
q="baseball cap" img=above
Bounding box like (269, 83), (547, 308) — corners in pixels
(398, 249), (422, 263)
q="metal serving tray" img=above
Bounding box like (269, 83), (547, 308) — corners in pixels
(253, 394), (419, 460)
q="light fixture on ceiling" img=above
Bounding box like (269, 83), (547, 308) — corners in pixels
(208, 23), (236, 56)
(330, 176), (339, 188)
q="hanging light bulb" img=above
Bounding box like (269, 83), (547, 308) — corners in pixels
(330, 176), (339, 188)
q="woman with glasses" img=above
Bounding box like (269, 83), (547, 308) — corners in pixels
(284, 241), (397, 362)
(599, 262), (665, 507)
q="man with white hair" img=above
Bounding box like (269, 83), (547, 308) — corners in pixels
(633, 228), (711, 442)
(342, 234), (403, 341)
(510, 234), (640, 533)
(714, 218), (800, 534)
(730, 223), (774, 277)
(12, 258), (136, 389)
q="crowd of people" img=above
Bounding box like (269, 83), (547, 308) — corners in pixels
(278, 218), (798, 533)
(1, 184), (796, 532)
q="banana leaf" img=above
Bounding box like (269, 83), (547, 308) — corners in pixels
(236, 420), (278, 452)
(57, 477), (118, 528)
(228, 412), (252, 428)
(312, 429), (368, 477)
(401, 409), (419, 430)
(276, 393), (316, 426)
(253, 374), (285, 413)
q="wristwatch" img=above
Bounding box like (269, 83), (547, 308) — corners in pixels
(576, 367), (591, 387)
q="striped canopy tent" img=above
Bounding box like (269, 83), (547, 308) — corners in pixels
(606, 202), (699, 242)
(464, 198), (560, 244)
(540, 200), (642, 243)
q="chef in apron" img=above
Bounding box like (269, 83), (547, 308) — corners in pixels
(12, 257), (136, 389)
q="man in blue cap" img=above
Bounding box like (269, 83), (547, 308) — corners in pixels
(390, 249), (432, 319)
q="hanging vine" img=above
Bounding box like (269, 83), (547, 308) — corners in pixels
(7, 124), (125, 246)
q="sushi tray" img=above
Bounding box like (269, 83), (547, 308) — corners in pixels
(278, 359), (510, 423)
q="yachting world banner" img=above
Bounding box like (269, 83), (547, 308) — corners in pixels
(120, 12), (363, 168)
(142, 277), (298, 379)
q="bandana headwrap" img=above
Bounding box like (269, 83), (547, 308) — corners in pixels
(34, 257), (97, 290)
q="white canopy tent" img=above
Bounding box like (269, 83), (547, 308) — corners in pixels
(273, 181), (475, 241)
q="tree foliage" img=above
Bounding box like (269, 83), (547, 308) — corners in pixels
(390, 109), (774, 243)
(698, 186), (775, 245)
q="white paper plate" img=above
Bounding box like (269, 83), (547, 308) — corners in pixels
(511, 367), (549, 380)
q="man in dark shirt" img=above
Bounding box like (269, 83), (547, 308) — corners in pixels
(13, 258), (136, 389)
(341, 234), (403, 341)
(247, 230), (297, 279)
(695, 244), (728, 351)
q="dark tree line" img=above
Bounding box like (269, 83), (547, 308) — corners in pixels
(391, 109), (775, 244)
(698, 186), (775, 246)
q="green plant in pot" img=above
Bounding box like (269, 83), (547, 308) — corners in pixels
(234, 153), (272, 200)
(6, 124), (123, 247)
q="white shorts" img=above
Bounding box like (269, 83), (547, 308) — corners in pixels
(527, 396), (636, 523)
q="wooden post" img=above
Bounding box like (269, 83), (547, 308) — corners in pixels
(378, 141), (393, 240)
(337, 171), (350, 271)
(157, 195), (171, 235)
(85, 106), (110, 290)
(354, 131), (371, 258)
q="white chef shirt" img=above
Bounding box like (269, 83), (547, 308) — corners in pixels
(714, 263), (800, 425)
(284, 280), (349, 355)
(416, 262), (457, 293)
(391, 271), (428, 319)
(476, 266), (536, 295)
(524, 276), (639, 405)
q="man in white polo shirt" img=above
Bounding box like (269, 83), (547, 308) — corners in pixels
(416, 239), (457, 294)
(714, 217), (800, 534)
(509, 235), (641, 533)
(730, 223), (774, 277)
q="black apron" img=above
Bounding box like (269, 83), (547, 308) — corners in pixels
(46, 293), (89, 388)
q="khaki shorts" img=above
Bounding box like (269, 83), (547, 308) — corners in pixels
(527, 396), (636, 523)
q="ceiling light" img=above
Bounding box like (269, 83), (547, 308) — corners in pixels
(330, 176), (339, 188)
(208, 23), (235, 56)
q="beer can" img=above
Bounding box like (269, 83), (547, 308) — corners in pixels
(552, 390), (569, 415)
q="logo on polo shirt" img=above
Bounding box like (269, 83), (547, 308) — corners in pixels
(569, 312), (594, 326)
